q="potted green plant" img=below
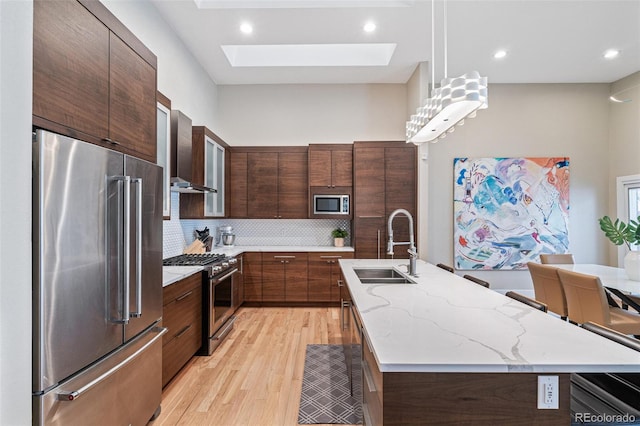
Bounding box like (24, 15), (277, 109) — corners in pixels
(598, 215), (640, 281)
(331, 228), (348, 247)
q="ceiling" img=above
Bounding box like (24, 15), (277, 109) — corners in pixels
(150, 0), (640, 86)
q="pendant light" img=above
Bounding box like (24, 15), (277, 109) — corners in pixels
(406, 0), (488, 144)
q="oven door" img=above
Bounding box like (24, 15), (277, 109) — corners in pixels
(209, 268), (238, 335)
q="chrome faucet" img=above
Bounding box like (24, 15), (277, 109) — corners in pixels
(387, 208), (418, 276)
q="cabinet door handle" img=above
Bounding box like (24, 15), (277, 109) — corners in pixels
(56, 326), (167, 402)
(175, 324), (191, 339)
(337, 279), (344, 287)
(175, 290), (193, 302)
(320, 255), (342, 259)
(274, 256), (296, 259)
(362, 358), (377, 393)
(341, 300), (350, 330)
(102, 137), (120, 146)
(377, 229), (381, 260)
(358, 215), (383, 218)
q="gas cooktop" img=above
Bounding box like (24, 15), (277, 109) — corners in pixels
(162, 253), (227, 267)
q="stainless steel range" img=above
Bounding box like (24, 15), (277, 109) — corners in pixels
(163, 253), (239, 355)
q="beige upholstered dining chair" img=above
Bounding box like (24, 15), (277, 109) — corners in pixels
(527, 262), (568, 320)
(557, 269), (640, 335)
(539, 253), (575, 264)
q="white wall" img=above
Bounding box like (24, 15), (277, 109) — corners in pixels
(606, 72), (640, 264)
(217, 84), (407, 145)
(0, 1), (33, 424)
(423, 83), (611, 291)
(102, 0), (219, 130)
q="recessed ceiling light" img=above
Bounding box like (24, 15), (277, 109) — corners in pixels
(493, 50), (507, 59)
(604, 49), (620, 59)
(363, 21), (376, 33)
(240, 22), (253, 34)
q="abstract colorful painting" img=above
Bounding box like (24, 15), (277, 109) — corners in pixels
(453, 157), (570, 270)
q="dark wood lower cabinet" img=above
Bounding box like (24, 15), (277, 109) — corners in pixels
(162, 273), (202, 387)
(308, 252), (354, 303)
(243, 252), (263, 302)
(242, 251), (353, 305)
(262, 253), (308, 302)
(361, 334), (571, 425)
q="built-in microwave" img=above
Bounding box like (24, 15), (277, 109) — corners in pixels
(313, 194), (350, 215)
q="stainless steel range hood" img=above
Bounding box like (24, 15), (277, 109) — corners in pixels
(170, 177), (216, 194)
(170, 110), (216, 194)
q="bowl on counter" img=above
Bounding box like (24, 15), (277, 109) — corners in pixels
(222, 233), (235, 246)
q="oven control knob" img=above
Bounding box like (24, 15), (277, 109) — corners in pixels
(228, 258), (238, 265)
(212, 265), (222, 273)
(222, 262), (229, 268)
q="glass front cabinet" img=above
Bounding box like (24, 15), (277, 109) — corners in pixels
(205, 135), (225, 217)
(156, 95), (171, 219)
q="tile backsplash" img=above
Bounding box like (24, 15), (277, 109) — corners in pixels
(163, 193), (351, 258)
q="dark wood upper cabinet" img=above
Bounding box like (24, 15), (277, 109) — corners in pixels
(353, 142), (417, 259)
(278, 151), (308, 219)
(308, 144), (353, 188)
(33, 0), (157, 163)
(108, 32), (156, 161)
(353, 146), (385, 218)
(229, 152), (249, 218)
(232, 147), (308, 219)
(33, 0), (110, 140)
(247, 152), (279, 218)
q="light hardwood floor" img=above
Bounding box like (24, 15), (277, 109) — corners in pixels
(153, 307), (348, 426)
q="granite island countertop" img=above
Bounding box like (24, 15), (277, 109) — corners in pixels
(339, 258), (640, 374)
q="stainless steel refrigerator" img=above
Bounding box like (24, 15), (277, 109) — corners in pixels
(32, 129), (166, 425)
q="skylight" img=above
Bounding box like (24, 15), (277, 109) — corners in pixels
(221, 43), (397, 67)
(195, 0), (413, 8)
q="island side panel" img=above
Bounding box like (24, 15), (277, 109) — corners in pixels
(383, 372), (570, 425)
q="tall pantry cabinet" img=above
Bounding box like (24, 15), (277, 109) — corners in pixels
(353, 141), (417, 259)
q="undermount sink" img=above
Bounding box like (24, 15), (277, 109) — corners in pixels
(353, 268), (416, 284)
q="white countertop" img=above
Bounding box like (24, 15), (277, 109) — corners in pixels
(208, 245), (354, 257)
(340, 258), (640, 374)
(162, 266), (203, 287)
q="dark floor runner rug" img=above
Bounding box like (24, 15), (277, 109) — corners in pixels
(298, 344), (362, 425)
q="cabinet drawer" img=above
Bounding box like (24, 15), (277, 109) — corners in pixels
(308, 252), (353, 262)
(163, 272), (202, 305)
(161, 319), (202, 387)
(362, 330), (383, 426)
(263, 252), (308, 262)
(163, 285), (201, 346)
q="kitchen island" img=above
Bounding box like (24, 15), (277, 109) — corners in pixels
(340, 259), (640, 425)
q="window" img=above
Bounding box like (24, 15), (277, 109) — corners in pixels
(616, 174), (640, 263)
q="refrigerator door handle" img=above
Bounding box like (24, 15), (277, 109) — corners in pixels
(56, 327), (167, 402)
(121, 176), (131, 324)
(130, 177), (143, 318)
